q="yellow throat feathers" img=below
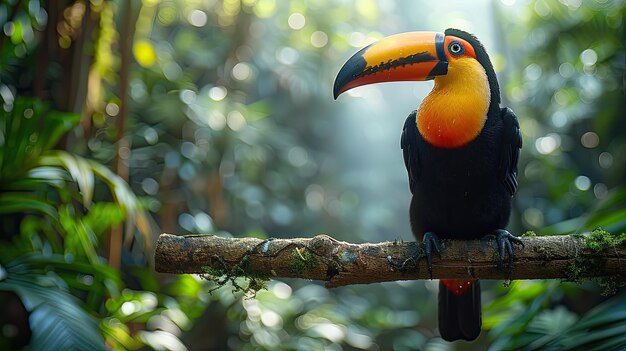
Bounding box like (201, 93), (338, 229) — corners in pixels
(417, 57), (490, 149)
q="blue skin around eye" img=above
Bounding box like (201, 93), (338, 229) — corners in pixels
(448, 41), (464, 56)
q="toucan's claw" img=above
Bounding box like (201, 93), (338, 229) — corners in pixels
(493, 229), (524, 276)
(423, 232), (442, 279)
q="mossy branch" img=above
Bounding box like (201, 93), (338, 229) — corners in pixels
(154, 231), (626, 289)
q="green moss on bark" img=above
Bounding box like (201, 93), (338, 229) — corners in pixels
(565, 228), (626, 295)
(288, 247), (318, 273)
(200, 255), (270, 296)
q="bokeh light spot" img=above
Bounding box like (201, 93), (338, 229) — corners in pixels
(594, 183), (608, 199)
(178, 213), (195, 231)
(142, 178), (159, 195)
(194, 212), (213, 232)
(598, 152), (613, 168)
(254, 0), (276, 18)
(580, 131), (599, 148)
(118, 146), (131, 160)
(524, 63), (542, 81)
(163, 62), (182, 81)
(348, 31), (366, 47)
(144, 127), (158, 145)
(157, 5), (177, 25)
(534, 1), (551, 17)
(208, 111), (226, 130)
(580, 48), (598, 66)
(208, 86), (227, 101)
(310, 31), (328, 48)
(272, 282), (292, 299)
(535, 133), (560, 154)
(276, 47), (299, 65)
(227, 111), (246, 131)
(574, 175), (591, 191)
(305, 184), (324, 211)
(551, 111), (567, 128)
(287, 13), (305, 30)
(260, 310), (282, 328)
(179, 89), (196, 104)
(287, 147), (308, 167)
(133, 40), (157, 67)
(523, 208), (544, 228)
(121, 301), (137, 316)
(187, 10), (207, 27)
(105, 102), (120, 116)
(558, 62), (575, 78)
(232, 62), (251, 81)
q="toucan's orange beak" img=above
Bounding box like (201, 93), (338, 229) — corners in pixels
(333, 32), (448, 99)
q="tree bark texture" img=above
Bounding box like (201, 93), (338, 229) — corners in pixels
(154, 233), (625, 288)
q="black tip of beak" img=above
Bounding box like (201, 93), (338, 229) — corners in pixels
(333, 85), (340, 100)
(333, 48), (368, 100)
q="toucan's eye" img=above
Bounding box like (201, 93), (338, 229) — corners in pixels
(448, 41), (464, 56)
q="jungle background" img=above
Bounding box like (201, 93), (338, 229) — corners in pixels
(0, 0), (625, 350)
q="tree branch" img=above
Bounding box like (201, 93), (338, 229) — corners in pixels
(154, 233), (625, 288)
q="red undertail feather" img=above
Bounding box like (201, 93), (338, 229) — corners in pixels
(441, 279), (475, 296)
(438, 279), (481, 341)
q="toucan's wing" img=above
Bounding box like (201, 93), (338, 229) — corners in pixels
(499, 107), (522, 196)
(401, 110), (421, 194)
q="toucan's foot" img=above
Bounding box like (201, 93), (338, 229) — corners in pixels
(423, 232), (442, 279)
(492, 229), (524, 276)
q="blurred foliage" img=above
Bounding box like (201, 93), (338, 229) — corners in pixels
(1, 0), (625, 350)
(499, 0), (626, 234)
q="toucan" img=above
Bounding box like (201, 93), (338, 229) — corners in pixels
(333, 29), (523, 341)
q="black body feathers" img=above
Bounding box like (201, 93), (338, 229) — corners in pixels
(400, 29), (522, 341)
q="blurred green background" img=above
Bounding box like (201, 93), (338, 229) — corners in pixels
(0, 0), (625, 350)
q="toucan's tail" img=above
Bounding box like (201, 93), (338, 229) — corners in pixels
(438, 279), (481, 341)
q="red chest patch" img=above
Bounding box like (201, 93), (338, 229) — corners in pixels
(441, 279), (475, 296)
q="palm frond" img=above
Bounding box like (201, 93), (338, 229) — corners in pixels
(0, 259), (108, 351)
(39, 151), (154, 251)
(0, 97), (79, 181)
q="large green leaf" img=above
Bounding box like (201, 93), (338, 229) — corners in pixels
(41, 151), (95, 207)
(39, 151), (153, 248)
(496, 296), (626, 351)
(541, 185), (626, 235)
(0, 267), (106, 351)
(6, 253), (122, 290)
(58, 205), (99, 264)
(0, 97), (79, 182)
(0, 192), (57, 218)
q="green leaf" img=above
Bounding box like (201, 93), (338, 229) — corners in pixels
(560, 323), (626, 349)
(39, 152), (95, 207)
(87, 156), (153, 246)
(587, 334), (626, 351)
(36, 151), (153, 252)
(83, 202), (125, 238)
(0, 193), (57, 218)
(584, 207), (626, 234)
(6, 253), (121, 293)
(587, 185), (626, 215)
(0, 274), (106, 351)
(58, 205), (99, 264)
(567, 298), (626, 331)
(28, 303), (106, 351)
(0, 97), (79, 182)
(527, 306), (578, 335)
